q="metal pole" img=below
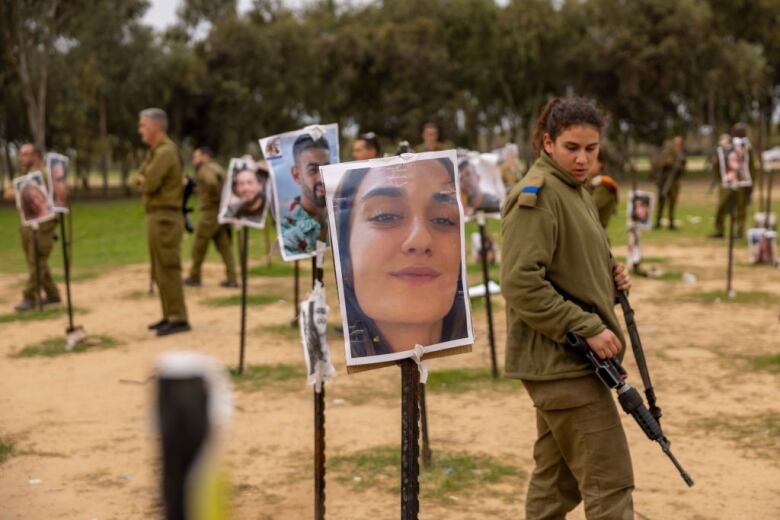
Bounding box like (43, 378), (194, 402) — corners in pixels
(477, 217), (498, 378)
(291, 260), (300, 327)
(419, 384), (431, 467)
(726, 189), (736, 298)
(238, 227), (249, 374)
(314, 385), (326, 520)
(32, 225), (42, 311)
(311, 253), (326, 519)
(59, 214), (75, 331)
(401, 359), (420, 519)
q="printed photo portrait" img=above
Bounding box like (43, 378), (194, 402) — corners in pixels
(718, 138), (753, 188)
(322, 150), (474, 371)
(299, 282), (336, 386)
(14, 172), (56, 226)
(260, 124), (339, 261)
(45, 152), (70, 212)
(747, 228), (778, 266)
(218, 156), (271, 229)
(458, 152), (505, 216)
(627, 190), (654, 230)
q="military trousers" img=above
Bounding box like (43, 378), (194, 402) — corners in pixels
(189, 212), (237, 283)
(147, 208), (188, 322)
(714, 187), (747, 236)
(655, 180), (680, 226)
(522, 375), (634, 520)
(20, 219), (60, 303)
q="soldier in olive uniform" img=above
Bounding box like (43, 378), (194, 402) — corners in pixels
(4, 144), (61, 311)
(710, 124), (760, 239)
(184, 147), (238, 288)
(501, 97), (634, 520)
(136, 108), (190, 336)
(588, 149), (619, 229)
(654, 135), (686, 230)
(414, 122), (446, 152)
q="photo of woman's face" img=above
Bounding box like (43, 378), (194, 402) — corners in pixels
(348, 159), (461, 345)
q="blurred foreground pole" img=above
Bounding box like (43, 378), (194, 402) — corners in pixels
(401, 359), (420, 520)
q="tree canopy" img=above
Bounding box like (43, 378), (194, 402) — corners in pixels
(1, 0), (777, 186)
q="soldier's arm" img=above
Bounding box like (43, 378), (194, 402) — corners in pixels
(141, 145), (176, 195)
(500, 205), (605, 343)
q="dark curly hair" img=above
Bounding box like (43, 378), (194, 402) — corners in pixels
(532, 97), (605, 157)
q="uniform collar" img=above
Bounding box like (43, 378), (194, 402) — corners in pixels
(151, 135), (171, 151)
(539, 152), (582, 189)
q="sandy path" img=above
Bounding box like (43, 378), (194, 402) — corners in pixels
(0, 234), (778, 519)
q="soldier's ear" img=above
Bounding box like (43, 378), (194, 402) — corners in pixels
(291, 164), (300, 183)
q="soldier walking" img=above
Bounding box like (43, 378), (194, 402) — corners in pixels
(184, 147), (238, 288)
(654, 135), (686, 230)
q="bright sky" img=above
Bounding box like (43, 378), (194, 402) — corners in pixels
(142, 0), (253, 30)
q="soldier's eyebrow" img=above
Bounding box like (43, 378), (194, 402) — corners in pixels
(361, 186), (404, 201)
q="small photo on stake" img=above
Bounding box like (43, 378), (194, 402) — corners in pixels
(717, 137), (753, 188)
(14, 171), (56, 227)
(45, 152), (70, 213)
(322, 150), (474, 372)
(218, 156), (271, 230)
(627, 190), (654, 231)
(260, 124), (339, 262)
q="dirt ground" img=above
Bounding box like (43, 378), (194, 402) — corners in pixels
(1, 205), (779, 519)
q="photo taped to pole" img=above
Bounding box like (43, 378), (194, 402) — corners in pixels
(458, 150), (505, 218)
(322, 150), (474, 373)
(218, 156), (271, 230)
(45, 152), (70, 213)
(717, 137), (753, 188)
(259, 124), (339, 262)
(13, 171), (57, 227)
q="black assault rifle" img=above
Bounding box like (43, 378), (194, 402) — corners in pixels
(565, 331), (694, 487)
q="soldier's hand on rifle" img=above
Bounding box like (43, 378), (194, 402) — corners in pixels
(613, 263), (631, 292)
(585, 328), (623, 359)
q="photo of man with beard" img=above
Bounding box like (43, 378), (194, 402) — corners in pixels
(280, 134), (331, 257)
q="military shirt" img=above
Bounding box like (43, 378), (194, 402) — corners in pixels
(658, 144), (686, 188)
(281, 197), (321, 256)
(500, 152), (625, 381)
(196, 160), (225, 213)
(137, 136), (183, 211)
(589, 175), (619, 229)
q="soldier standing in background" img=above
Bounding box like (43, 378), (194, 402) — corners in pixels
(414, 122), (446, 152)
(351, 132), (380, 160)
(3, 144), (61, 311)
(184, 147), (238, 288)
(589, 148), (620, 230)
(136, 108), (190, 336)
(654, 135), (686, 230)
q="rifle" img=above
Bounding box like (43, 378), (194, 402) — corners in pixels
(565, 332), (694, 487)
(182, 175), (196, 233)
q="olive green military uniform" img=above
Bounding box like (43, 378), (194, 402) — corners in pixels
(655, 144), (686, 228)
(19, 166), (61, 305)
(189, 160), (237, 283)
(713, 145), (760, 238)
(413, 142), (447, 153)
(138, 136), (188, 323)
(501, 153), (633, 520)
(589, 175), (619, 229)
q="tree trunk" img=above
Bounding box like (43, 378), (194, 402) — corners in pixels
(99, 94), (110, 197)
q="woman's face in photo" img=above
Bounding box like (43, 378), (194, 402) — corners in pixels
(348, 159), (461, 331)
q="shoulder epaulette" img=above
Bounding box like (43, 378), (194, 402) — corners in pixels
(599, 175), (619, 192)
(517, 172), (545, 208)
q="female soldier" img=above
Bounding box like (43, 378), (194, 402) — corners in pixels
(501, 97), (633, 520)
(332, 157), (469, 358)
